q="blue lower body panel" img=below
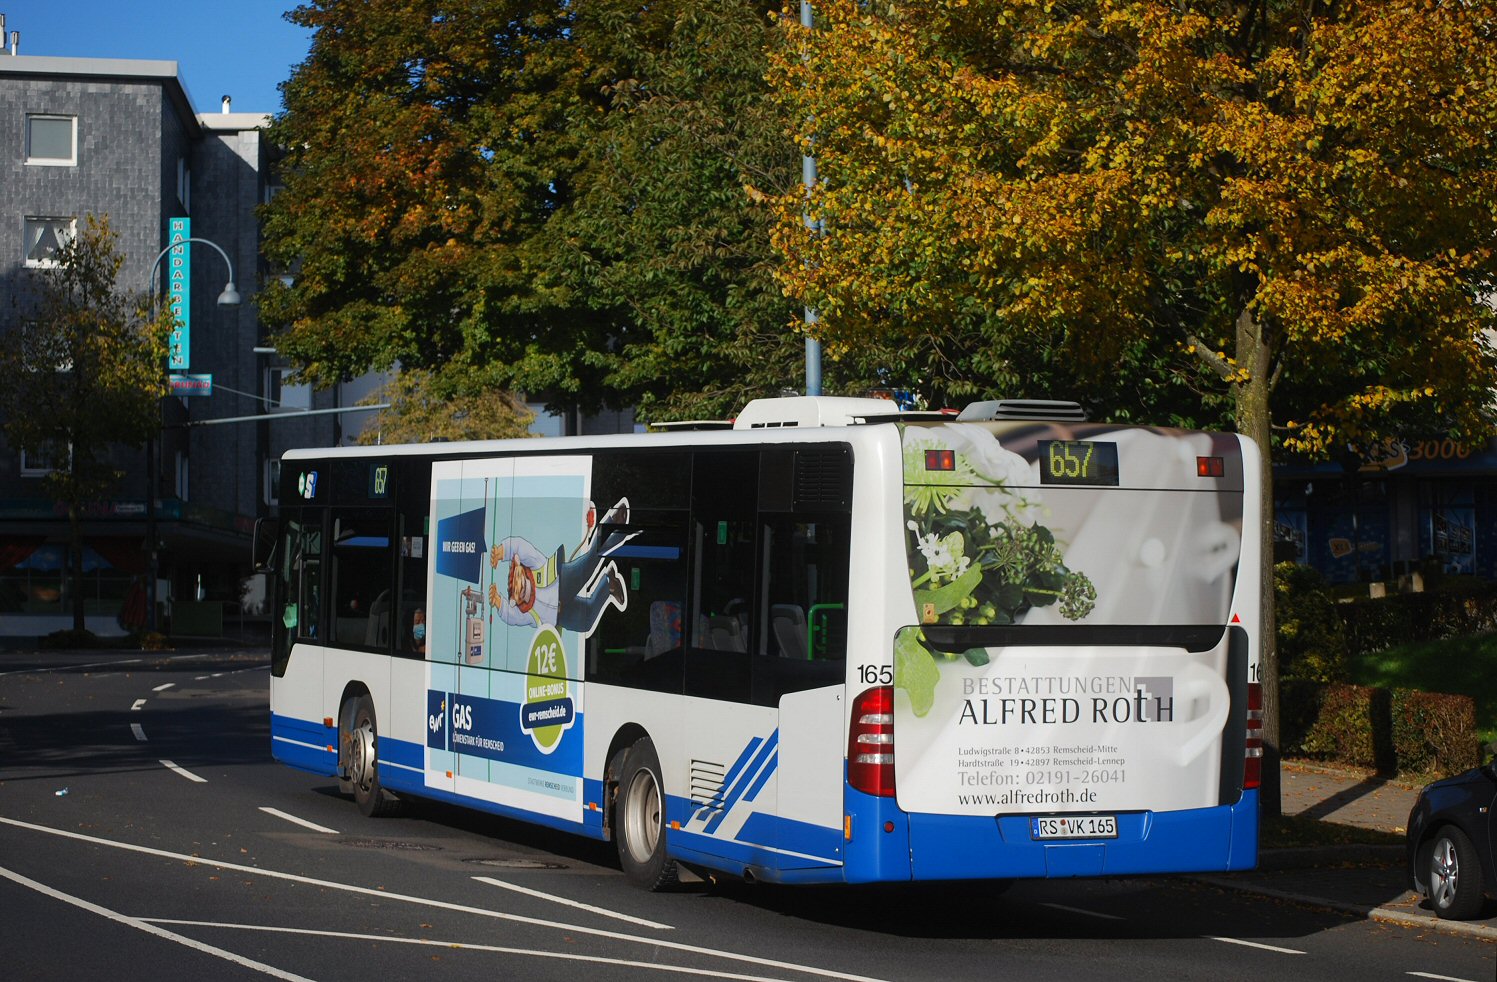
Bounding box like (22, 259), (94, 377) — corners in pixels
(901, 789), (1259, 880)
(270, 713), (337, 776)
(842, 782), (1258, 882)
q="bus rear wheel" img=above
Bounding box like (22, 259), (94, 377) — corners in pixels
(348, 694), (399, 818)
(615, 737), (678, 890)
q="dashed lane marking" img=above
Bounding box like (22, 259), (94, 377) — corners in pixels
(130, 724), (147, 742)
(1040, 903), (1124, 921)
(1206, 936), (1305, 955)
(158, 760), (207, 783)
(258, 807), (338, 835)
(473, 875), (673, 930)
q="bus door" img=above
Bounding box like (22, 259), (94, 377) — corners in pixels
(681, 450), (781, 865)
(681, 447), (852, 873)
(753, 447), (852, 872)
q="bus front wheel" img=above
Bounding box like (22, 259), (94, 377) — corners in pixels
(348, 694), (399, 818)
(616, 737), (678, 890)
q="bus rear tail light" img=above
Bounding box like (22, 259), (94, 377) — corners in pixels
(1244, 682), (1263, 790)
(848, 686), (896, 797)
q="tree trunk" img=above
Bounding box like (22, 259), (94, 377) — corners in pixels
(1232, 308), (1280, 819)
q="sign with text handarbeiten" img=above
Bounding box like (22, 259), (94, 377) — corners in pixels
(167, 217), (190, 370)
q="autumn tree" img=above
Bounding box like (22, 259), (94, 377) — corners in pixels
(261, 0), (905, 424)
(0, 215), (172, 632)
(770, 0), (1497, 812)
(355, 366), (536, 444)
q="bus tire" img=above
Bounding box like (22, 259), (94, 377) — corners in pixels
(616, 737), (678, 890)
(348, 694), (399, 818)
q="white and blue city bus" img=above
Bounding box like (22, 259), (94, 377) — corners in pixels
(263, 395), (1262, 888)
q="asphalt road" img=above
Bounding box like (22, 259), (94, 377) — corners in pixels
(1, 647), (1492, 982)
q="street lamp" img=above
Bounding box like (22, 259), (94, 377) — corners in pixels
(146, 236), (242, 307)
(141, 236), (242, 633)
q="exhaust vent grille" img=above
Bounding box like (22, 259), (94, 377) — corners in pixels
(957, 399), (1087, 422)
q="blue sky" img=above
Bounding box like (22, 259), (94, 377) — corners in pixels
(6, 1), (312, 115)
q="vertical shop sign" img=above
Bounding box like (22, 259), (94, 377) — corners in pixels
(167, 217), (191, 370)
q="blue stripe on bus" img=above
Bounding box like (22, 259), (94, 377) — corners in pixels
(269, 713), (337, 776)
(670, 814), (842, 875)
(704, 731), (779, 835)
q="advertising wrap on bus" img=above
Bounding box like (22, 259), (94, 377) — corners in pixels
(425, 455), (633, 823)
(894, 422), (1251, 818)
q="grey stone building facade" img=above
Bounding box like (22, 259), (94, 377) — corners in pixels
(0, 53), (357, 640)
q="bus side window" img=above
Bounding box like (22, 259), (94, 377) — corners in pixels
(685, 450), (758, 703)
(330, 510), (394, 651)
(753, 513), (849, 705)
(296, 519), (324, 643)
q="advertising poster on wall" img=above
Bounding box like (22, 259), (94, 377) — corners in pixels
(1431, 506), (1476, 575)
(423, 456), (633, 822)
(892, 423), (1249, 817)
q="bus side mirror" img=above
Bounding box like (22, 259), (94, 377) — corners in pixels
(252, 517), (279, 573)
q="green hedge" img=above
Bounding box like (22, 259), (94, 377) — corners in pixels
(1336, 581), (1497, 657)
(1283, 680), (1480, 779)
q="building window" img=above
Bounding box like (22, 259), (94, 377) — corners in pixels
(19, 443), (70, 477)
(264, 458), (281, 506)
(24, 217), (76, 267)
(26, 114), (77, 165)
(266, 367), (312, 412)
(176, 157), (191, 212)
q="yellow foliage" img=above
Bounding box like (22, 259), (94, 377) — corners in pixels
(767, 0), (1497, 454)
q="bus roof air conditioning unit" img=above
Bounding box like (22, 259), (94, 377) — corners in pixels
(957, 400), (1087, 423)
(733, 396), (901, 430)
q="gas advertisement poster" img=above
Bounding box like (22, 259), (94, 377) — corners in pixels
(893, 422), (1247, 816)
(424, 456), (631, 822)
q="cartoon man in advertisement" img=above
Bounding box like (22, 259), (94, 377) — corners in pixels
(485, 498), (632, 633)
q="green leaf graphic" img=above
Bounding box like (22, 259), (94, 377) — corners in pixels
(894, 629), (940, 717)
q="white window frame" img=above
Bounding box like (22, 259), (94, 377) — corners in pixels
(19, 443), (70, 477)
(25, 114), (77, 166)
(24, 216), (76, 268)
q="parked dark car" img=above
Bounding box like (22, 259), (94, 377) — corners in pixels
(1407, 754), (1497, 920)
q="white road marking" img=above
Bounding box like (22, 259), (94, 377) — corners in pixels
(1408, 973), (1483, 982)
(0, 815), (892, 982)
(158, 760), (207, 783)
(257, 807), (338, 835)
(473, 875), (673, 930)
(143, 920), (804, 981)
(131, 724), (147, 742)
(1206, 936), (1305, 955)
(130, 699), (147, 711)
(0, 658), (141, 677)
(0, 865), (313, 981)
(1040, 902), (1124, 921)
(153, 683), (175, 692)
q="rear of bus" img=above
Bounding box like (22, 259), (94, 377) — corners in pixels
(846, 414), (1261, 881)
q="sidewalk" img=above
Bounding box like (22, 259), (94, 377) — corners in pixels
(1197, 760), (1497, 941)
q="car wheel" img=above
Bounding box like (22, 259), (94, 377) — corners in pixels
(1428, 825), (1485, 920)
(615, 737), (678, 891)
(348, 694), (400, 818)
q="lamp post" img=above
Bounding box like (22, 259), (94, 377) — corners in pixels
(141, 236), (241, 632)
